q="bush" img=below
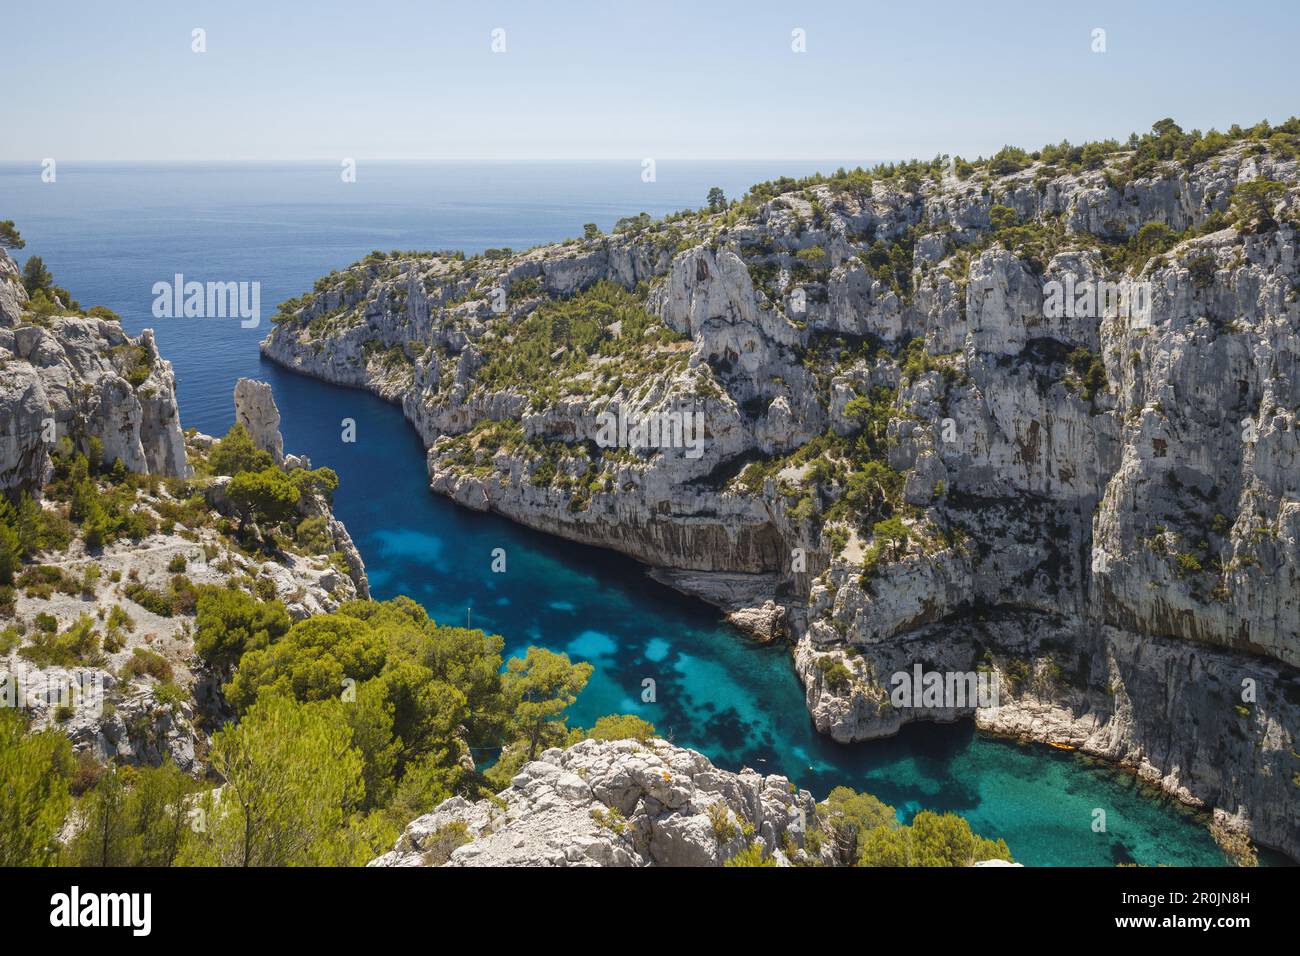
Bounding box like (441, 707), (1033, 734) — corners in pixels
(17, 565), (78, 599)
(725, 842), (776, 867)
(989, 204), (1019, 231)
(0, 522), (19, 586)
(19, 615), (102, 667)
(207, 424), (274, 477)
(289, 467), (339, 502)
(0, 710), (75, 865)
(21, 256), (53, 296)
(817, 786), (898, 861)
(708, 801), (739, 843)
(816, 656), (853, 691)
(586, 714), (656, 743)
(121, 648), (173, 683)
(1187, 255), (1217, 290)
(420, 821), (472, 866)
(295, 516), (330, 551)
(858, 811), (1012, 867)
(167, 574), (199, 615)
(1229, 180), (1287, 231)
(1067, 347), (1108, 402)
(123, 582), (173, 617)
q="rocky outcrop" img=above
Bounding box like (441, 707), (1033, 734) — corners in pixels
(12, 664), (202, 773)
(233, 377), (285, 465)
(726, 600), (789, 643)
(0, 249), (191, 493)
(207, 380), (367, 601)
(266, 130), (1300, 860)
(370, 738), (816, 867)
(0, 247), (27, 324)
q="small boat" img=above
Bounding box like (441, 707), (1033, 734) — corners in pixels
(1048, 741), (1077, 751)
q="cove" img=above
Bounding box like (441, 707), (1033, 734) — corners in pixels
(262, 368), (1236, 867)
(0, 160), (1248, 866)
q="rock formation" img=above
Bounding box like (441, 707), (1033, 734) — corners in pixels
(1, 249), (191, 494)
(233, 377), (285, 465)
(370, 738), (818, 867)
(264, 128), (1300, 859)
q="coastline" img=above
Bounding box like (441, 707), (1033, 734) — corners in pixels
(259, 340), (1294, 864)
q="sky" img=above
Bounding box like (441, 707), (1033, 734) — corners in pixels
(3, 0), (1297, 162)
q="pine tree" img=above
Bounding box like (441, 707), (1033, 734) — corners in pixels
(503, 647), (592, 761)
(182, 694), (365, 867)
(0, 711), (75, 865)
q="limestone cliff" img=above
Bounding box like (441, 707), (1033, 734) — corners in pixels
(264, 123), (1300, 860)
(1, 248), (190, 492)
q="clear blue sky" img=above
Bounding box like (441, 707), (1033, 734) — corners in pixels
(4, 0), (1297, 161)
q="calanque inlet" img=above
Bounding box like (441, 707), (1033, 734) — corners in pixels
(3, 119), (1299, 867)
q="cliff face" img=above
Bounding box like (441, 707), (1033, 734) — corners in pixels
(1, 249), (191, 492)
(264, 133), (1300, 859)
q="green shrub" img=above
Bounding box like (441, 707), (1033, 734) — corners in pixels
(123, 582), (173, 617)
(207, 424), (274, 477)
(17, 565), (78, 599)
(121, 647), (173, 683)
(19, 615), (102, 667)
(708, 801), (739, 843)
(815, 657), (853, 691)
(420, 820), (472, 865)
(194, 587), (291, 669)
(586, 714), (656, 743)
(295, 516), (330, 551)
(227, 468), (301, 527)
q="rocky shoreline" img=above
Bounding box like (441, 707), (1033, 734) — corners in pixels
(262, 131), (1300, 860)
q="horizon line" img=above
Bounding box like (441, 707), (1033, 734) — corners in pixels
(0, 156), (902, 165)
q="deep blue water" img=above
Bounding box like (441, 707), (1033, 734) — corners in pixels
(0, 161), (1242, 865)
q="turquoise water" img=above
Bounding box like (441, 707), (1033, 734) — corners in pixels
(0, 161), (1241, 865)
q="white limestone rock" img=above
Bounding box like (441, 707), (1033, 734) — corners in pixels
(233, 377), (285, 465)
(1, 256), (192, 495)
(370, 738), (815, 867)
